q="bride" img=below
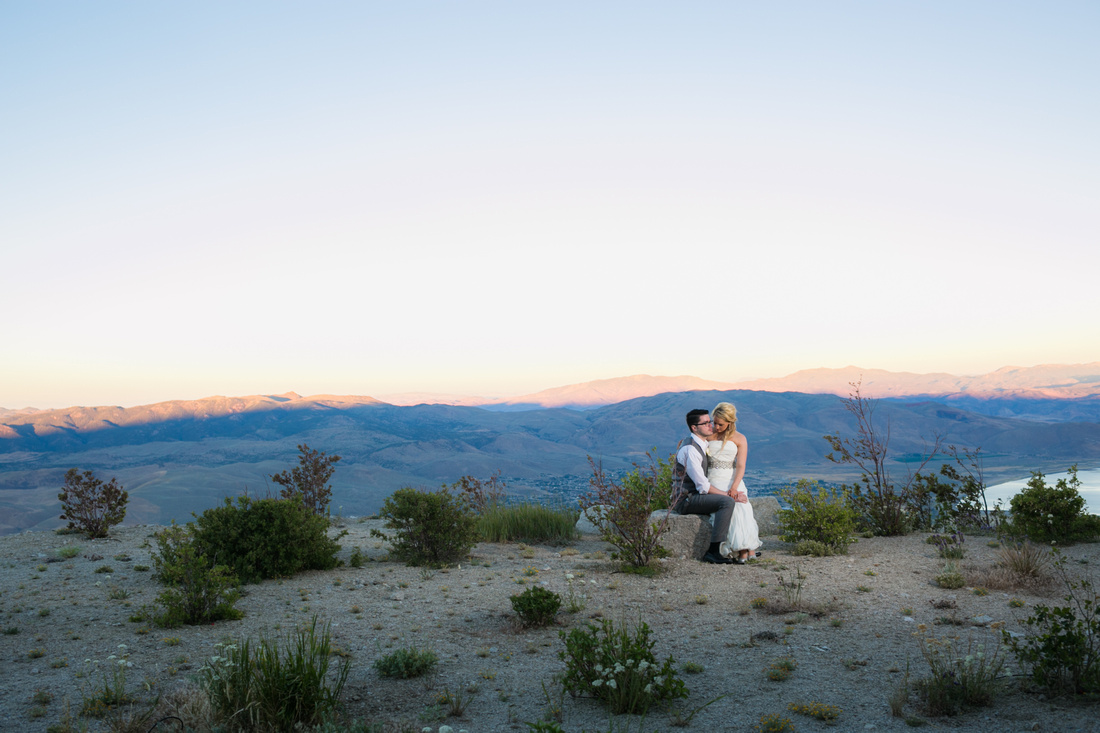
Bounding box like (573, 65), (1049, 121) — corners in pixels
(706, 402), (761, 563)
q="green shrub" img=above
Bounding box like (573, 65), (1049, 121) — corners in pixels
(1005, 550), (1100, 695)
(1008, 466), (1094, 543)
(373, 645), (439, 679)
(511, 586), (562, 628)
(477, 502), (579, 544)
(57, 468), (128, 539)
(193, 496), (343, 583)
(269, 443), (341, 517)
(201, 617), (350, 731)
(580, 453), (671, 571)
(914, 627), (1005, 715)
(372, 487), (477, 567)
(559, 618), (687, 715)
(778, 479), (857, 554)
(151, 523), (243, 627)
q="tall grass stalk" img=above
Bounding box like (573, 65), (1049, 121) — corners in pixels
(200, 617), (349, 731)
(477, 501), (579, 544)
(913, 626), (1005, 715)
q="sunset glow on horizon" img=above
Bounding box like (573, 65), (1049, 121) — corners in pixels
(3, 2), (1098, 410)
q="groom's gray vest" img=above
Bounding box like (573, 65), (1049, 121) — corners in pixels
(670, 436), (708, 510)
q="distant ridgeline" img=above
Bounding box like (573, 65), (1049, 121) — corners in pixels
(1, 389), (1099, 535)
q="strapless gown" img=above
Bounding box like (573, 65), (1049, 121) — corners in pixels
(706, 440), (762, 557)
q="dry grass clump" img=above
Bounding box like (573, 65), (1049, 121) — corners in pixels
(962, 542), (1056, 594)
(152, 681), (215, 731)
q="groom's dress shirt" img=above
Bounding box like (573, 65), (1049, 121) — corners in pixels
(676, 434), (712, 494)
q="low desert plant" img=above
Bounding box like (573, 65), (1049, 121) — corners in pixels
(754, 713), (795, 732)
(777, 479), (857, 554)
(200, 617), (350, 731)
(770, 657), (797, 680)
(788, 700), (842, 722)
(558, 618), (688, 715)
(55, 545), (81, 560)
(151, 523), (243, 627)
(269, 443), (341, 517)
(913, 626), (1005, 715)
(792, 539), (836, 557)
(511, 586), (562, 628)
(934, 563), (965, 590)
(58, 468), (128, 538)
(929, 531), (965, 559)
(373, 644), (439, 679)
(1005, 549), (1100, 695)
(193, 495), (343, 583)
(372, 487), (478, 567)
(579, 453), (672, 572)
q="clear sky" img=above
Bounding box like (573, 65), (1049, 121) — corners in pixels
(2, 2), (1098, 409)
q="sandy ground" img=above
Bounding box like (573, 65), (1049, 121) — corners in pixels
(1, 521), (1099, 733)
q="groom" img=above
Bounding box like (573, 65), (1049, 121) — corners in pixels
(671, 408), (737, 564)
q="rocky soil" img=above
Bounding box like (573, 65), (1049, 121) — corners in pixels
(1, 521), (1098, 732)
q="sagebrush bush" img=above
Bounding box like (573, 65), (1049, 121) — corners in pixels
(151, 523), (243, 627)
(935, 562), (966, 590)
(372, 487), (477, 567)
(1008, 466), (1094, 543)
(1005, 550), (1100, 695)
(193, 496), (343, 583)
(373, 645), (439, 679)
(511, 586), (562, 628)
(792, 539), (836, 557)
(559, 618), (687, 715)
(477, 501), (579, 544)
(58, 468), (128, 538)
(778, 479), (857, 554)
(201, 617), (349, 731)
(580, 453), (671, 571)
(269, 443), (341, 517)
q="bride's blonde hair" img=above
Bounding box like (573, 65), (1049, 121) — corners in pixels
(712, 402), (737, 447)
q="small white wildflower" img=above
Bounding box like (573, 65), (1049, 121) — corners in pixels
(594, 664), (604, 674)
(118, 644), (128, 650)
(592, 679), (603, 688)
(107, 655), (117, 661)
(644, 684), (653, 694)
(565, 573), (574, 580)
(614, 663), (625, 674)
(637, 660), (651, 671)
(607, 679), (617, 689)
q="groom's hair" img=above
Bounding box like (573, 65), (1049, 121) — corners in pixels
(685, 409), (709, 428)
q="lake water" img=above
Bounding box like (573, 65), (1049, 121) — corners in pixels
(984, 467), (1100, 515)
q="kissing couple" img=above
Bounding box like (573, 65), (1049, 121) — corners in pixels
(671, 402), (763, 564)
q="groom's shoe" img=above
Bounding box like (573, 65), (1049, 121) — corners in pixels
(701, 551), (733, 564)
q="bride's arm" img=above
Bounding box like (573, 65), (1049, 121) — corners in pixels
(731, 433), (749, 503)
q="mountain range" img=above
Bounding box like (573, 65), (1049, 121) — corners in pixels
(2, 364), (1099, 536)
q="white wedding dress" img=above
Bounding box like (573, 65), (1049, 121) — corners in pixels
(706, 440), (762, 558)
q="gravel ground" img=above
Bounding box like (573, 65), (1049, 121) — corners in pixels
(1, 521), (1098, 733)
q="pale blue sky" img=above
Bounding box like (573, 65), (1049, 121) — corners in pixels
(2, 2), (1098, 409)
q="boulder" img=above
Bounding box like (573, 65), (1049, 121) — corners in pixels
(576, 497), (783, 560)
(652, 497), (783, 559)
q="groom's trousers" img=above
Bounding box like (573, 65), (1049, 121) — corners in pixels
(675, 492), (736, 544)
